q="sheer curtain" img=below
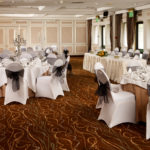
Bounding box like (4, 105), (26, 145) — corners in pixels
(105, 24), (111, 51)
(121, 23), (127, 49)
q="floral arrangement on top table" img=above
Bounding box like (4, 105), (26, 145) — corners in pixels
(97, 50), (108, 57)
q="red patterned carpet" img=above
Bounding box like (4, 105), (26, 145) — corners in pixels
(0, 57), (150, 150)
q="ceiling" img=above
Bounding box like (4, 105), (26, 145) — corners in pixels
(0, 0), (150, 19)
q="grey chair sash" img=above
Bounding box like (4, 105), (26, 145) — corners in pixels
(52, 62), (67, 77)
(127, 66), (139, 71)
(95, 81), (110, 104)
(6, 69), (24, 92)
(47, 58), (57, 65)
(147, 81), (150, 96)
(143, 54), (149, 60)
(128, 52), (134, 57)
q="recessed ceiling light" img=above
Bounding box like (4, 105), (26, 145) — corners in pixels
(97, 7), (112, 12)
(38, 6), (45, 11)
(60, 0), (63, 4)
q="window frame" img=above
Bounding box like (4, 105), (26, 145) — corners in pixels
(136, 21), (144, 52)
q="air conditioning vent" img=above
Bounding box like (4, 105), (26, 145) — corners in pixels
(72, 2), (84, 4)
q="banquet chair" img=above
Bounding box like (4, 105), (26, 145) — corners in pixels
(36, 59), (64, 99)
(47, 53), (57, 65)
(128, 49), (134, 57)
(146, 79), (150, 140)
(142, 50), (149, 61)
(95, 62), (136, 128)
(27, 47), (33, 53)
(60, 56), (70, 91)
(4, 63), (28, 105)
(121, 48), (127, 56)
(114, 47), (119, 55)
(134, 50), (140, 56)
(20, 52), (33, 61)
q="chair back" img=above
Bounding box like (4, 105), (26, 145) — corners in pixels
(94, 62), (112, 104)
(121, 48), (127, 56)
(143, 50), (149, 60)
(52, 59), (65, 77)
(6, 63), (24, 92)
(134, 50), (140, 56)
(128, 49), (134, 57)
(147, 79), (150, 97)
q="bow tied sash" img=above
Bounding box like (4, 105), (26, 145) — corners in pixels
(6, 69), (24, 92)
(95, 81), (110, 103)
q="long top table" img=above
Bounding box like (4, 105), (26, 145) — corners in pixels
(83, 53), (147, 83)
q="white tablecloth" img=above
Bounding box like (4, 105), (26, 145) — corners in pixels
(0, 63), (50, 93)
(120, 66), (150, 89)
(83, 53), (147, 83)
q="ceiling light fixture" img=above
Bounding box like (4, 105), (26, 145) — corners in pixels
(75, 15), (83, 17)
(38, 6), (45, 11)
(115, 10), (128, 14)
(0, 14), (38, 17)
(60, 0), (63, 4)
(97, 7), (112, 12)
(135, 4), (150, 10)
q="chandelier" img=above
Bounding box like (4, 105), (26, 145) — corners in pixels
(14, 34), (26, 56)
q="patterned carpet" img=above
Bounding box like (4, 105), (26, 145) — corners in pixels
(0, 57), (150, 150)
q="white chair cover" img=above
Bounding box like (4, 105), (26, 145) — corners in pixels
(114, 47), (119, 55)
(95, 63), (136, 128)
(128, 49), (134, 57)
(146, 79), (150, 140)
(121, 48), (127, 56)
(134, 50), (140, 56)
(47, 53), (57, 65)
(143, 50), (149, 60)
(20, 52), (33, 61)
(4, 63), (28, 105)
(27, 47), (33, 53)
(36, 59), (64, 99)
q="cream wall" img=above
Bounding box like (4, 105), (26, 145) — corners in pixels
(0, 18), (88, 55)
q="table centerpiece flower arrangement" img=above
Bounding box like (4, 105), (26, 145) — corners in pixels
(97, 50), (108, 57)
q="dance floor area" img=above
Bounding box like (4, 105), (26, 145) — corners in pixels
(0, 57), (150, 150)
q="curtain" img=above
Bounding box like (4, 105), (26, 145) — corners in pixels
(87, 20), (92, 52)
(115, 14), (122, 50)
(127, 11), (137, 50)
(110, 16), (113, 51)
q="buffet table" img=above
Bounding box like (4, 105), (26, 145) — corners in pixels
(83, 53), (147, 83)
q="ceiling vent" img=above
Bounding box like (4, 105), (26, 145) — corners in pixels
(72, 2), (84, 4)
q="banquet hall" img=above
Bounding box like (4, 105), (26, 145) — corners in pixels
(0, 0), (150, 149)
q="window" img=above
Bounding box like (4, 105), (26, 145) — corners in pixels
(123, 23), (127, 47)
(136, 22), (144, 51)
(101, 26), (105, 49)
(94, 26), (99, 44)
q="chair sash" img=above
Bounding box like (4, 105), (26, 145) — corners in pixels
(63, 49), (69, 59)
(143, 53), (149, 60)
(47, 58), (57, 65)
(52, 62), (67, 78)
(96, 81), (110, 103)
(147, 80), (150, 96)
(6, 69), (24, 92)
